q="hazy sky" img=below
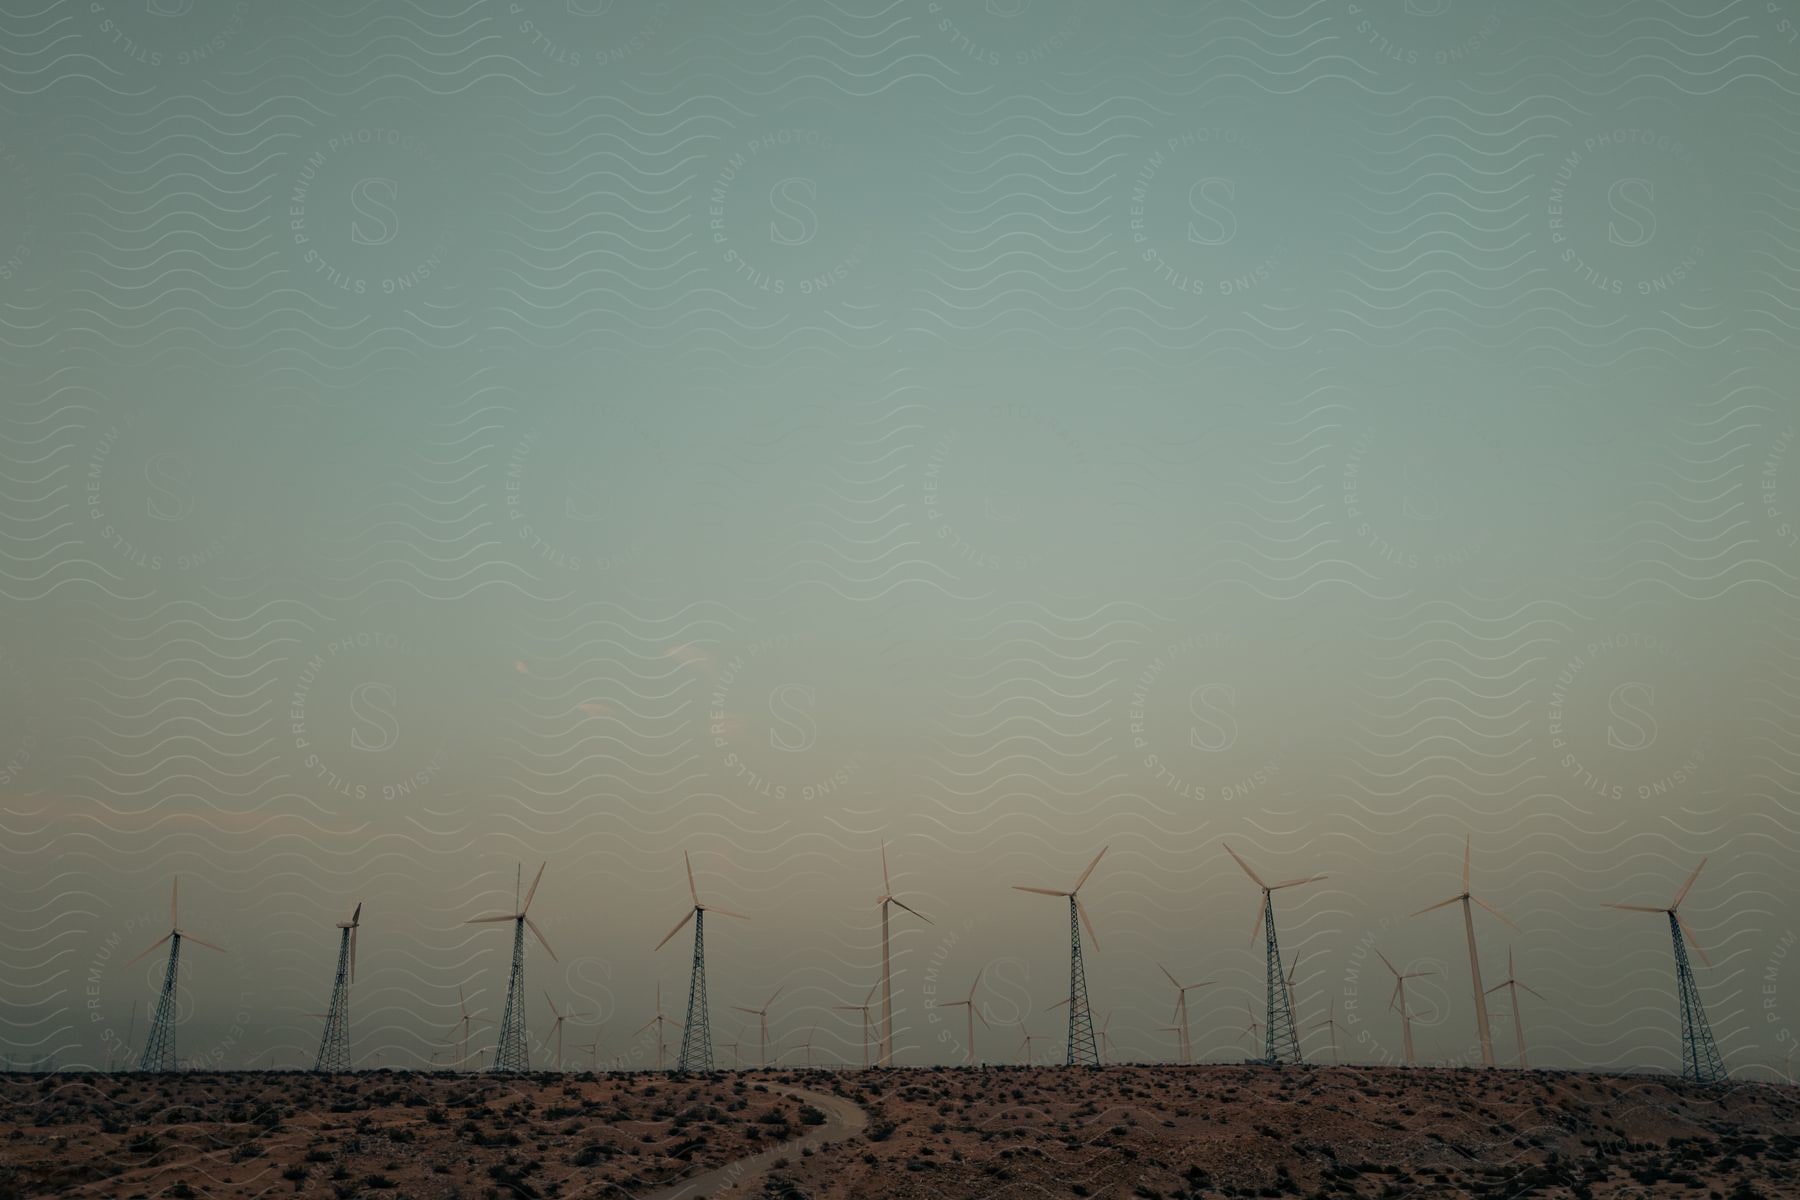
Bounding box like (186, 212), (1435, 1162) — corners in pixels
(3, 0), (1799, 1078)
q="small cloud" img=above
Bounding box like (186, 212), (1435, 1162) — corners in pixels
(665, 643), (709, 667)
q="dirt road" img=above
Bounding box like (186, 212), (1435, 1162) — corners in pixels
(635, 1085), (867, 1199)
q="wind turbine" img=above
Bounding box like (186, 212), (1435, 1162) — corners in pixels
(1284, 954), (1304, 1035)
(1016, 1021), (1043, 1064)
(1606, 857), (1727, 1083)
(1095, 1012), (1118, 1061)
(788, 1024), (820, 1068)
(1481, 945), (1543, 1069)
(1239, 999), (1263, 1053)
(1224, 844), (1325, 1065)
(572, 1038), (601, 1073)
(718, 1039), (741, 1069)
(655, 850), (748, 1073)
(465, 862), (557, 1072)
(1412, 835), (1514, 1068)
(731, 985), (784, 1067)
(1157, 963), (1214, 1065)
(125, 879), (226, 1072)
(635, 984), (672, 1072)
(1376, 950), (1432, 1066)
(444, 987), (490, 1071)
(1013, 845), (1107, 1066)
(543, 993), (593, 1072)
(940, 970), (989, 1065)
(874, 841), (932, 1067)
(314, 901), (362, 1073)
(1313, 997), (1347, 1065)
(834, 984), (879, 1069)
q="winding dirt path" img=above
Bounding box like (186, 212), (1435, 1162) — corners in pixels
(633, 1084), (867, 1199)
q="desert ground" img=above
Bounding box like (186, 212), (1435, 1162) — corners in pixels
(2, 1065), (1796, 1199)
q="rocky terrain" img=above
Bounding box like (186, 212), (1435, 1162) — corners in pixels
(2, 1065), (1796, 1198)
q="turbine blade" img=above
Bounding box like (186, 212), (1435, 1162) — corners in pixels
(974, 1006), (989, 1029)
(1269, 874), (1327, 890)
(1675, 913), (1712, 967)
(522, 861), (547, 913)
(1077, 898), (1100, 952)
(685, 850), (699, 907)
(1223, 843), (1265, 889)
(1249, 897), (1264, 947)
(1518, 983), (1547, 1002)
(1508, 945), (1515, 976)
(966, 969), (982, 1003)
(124, 932), (173, 968)
(1471, 895), (1517, 929)
(634, 1017), (658, 1036)
(764, 984), (784, 1008)
(466, 913), (519, 924)
(182, 934), (226, 954)
(730, 1007), (761, 1016)
(1012, 886), (1067, 897)
(654, 909), (695, 952)
(880, 839), (890, 893)
(525, 915), (558, 963)
(1463, 833), (1472, 890)
(170, 878), (178, 930)
(1049, 996), (1070, 1009)
(891, 899), (933, 925)
(1605, 903), (1666, 913)
(1375, 948), (1400, 978)
(708, 907), (750, 920)
(350, 901), (362, 927)
(1411, 896), (1462, 917)
(1483, 981), (1508, 996)
(1671, 857), (1707, 910)
(1073, 845), (1108, 892)
(545, 990), (561, 1019)
(350, 925), (358, 986)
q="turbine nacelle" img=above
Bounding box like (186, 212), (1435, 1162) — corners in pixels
(1605, 856), (1713, 966)
(466, 861), (558, 961)
(655, 850), (749, 951)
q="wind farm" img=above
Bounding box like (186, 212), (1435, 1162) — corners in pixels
(9, 0), (1800, 1195)
(3, 838), (1796, 1200)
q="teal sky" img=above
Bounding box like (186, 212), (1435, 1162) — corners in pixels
(2, 0), (1799, 1077)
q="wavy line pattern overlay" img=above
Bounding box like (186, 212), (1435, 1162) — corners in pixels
(1, 0), (1798, 1083)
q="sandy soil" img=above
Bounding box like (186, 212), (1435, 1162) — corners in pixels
(771, 1065), (1800, 1200)
(2, 1066), (1796, 1198)
(0, 1070), (825, 1199)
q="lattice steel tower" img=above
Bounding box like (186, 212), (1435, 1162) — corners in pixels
(676, 909), (714, 1073)
(1670, 911), (1726, 1084)
(492, 918), (531, 1072)
(139, 934), (182, 1073)
(1063, 895), (1099, 1066)
(1260, 891), (1301, 1065)
(314, 902), (361, 1073)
